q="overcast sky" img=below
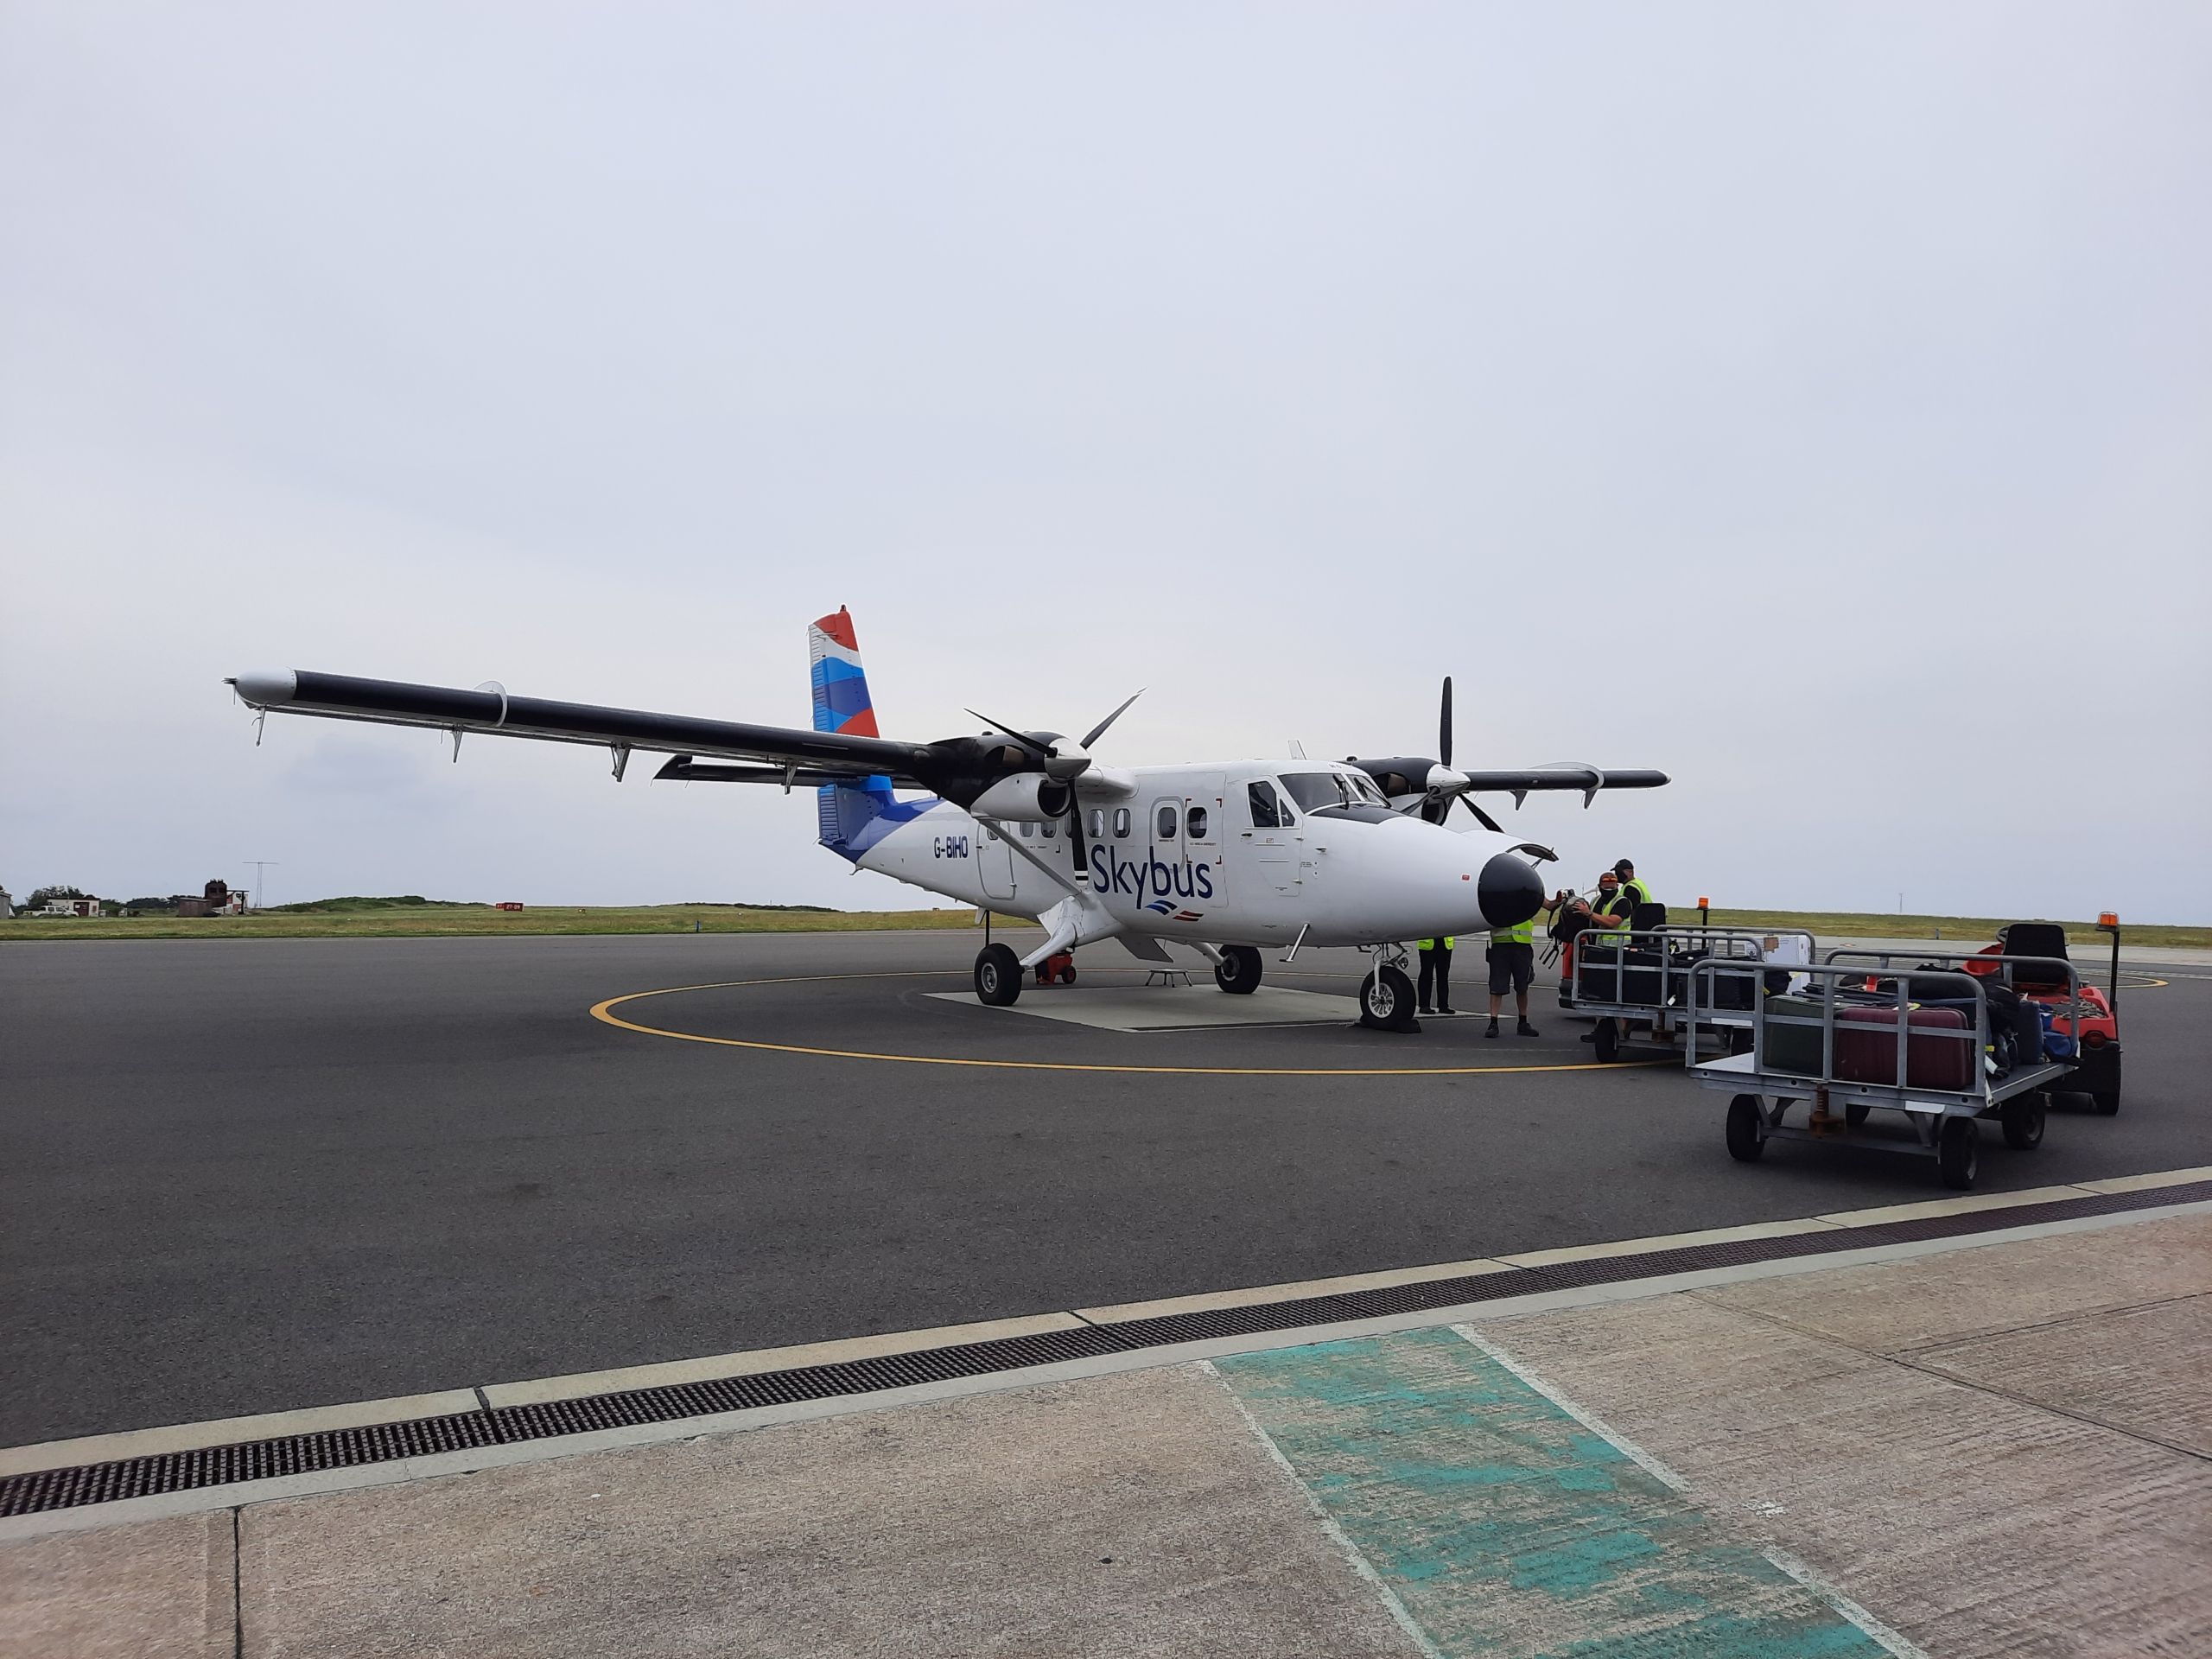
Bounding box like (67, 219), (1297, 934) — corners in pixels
(3, 3), (2207, 919)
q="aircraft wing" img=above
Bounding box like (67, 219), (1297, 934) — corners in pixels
(227, 669), (934, 784)
(1459, 767), (1669, 794)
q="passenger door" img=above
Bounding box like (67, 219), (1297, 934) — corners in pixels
(1183, 774), (1224, 906)
(1243, 779), (1300, 894)
(978, 821), (1016, 899)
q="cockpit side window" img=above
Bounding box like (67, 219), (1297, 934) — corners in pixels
(1247, 779), (1283, 829)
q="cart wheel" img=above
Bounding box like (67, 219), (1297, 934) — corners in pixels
(1726, 1095), (1767, 1163)
(975, 944), (1022, 1007)
(2000, 1095), (2046, 1150)
(1593, 1019), (1620, 1063)
(1358, 965), (1420, 1033)
(1936, 1117), (1978, 1189)
(1058, 966), (1077, 986)
(1845, 1103), (1871, 1128)
(2091, 1090), (2120, 1116)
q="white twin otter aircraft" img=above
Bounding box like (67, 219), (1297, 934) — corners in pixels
(229, 608), (1665, 1031)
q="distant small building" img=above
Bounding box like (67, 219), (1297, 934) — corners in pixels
(0, 888), (12, 919)
(41, 897), (102, 918)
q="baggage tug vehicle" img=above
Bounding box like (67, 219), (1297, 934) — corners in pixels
(229, 608), (1666, 1029)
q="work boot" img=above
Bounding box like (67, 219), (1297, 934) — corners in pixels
(1418, 1003), (1433, 1015)
(1517, 1019), (1540, 1037)
(1578, 1029), (1599, 1043)
(1437, 1004), (1455, 1015)
(1484, 1018), (1500, 1039)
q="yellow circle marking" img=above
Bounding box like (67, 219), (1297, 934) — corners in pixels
(590, 971), (1675, 1077)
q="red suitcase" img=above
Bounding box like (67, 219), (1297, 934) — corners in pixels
(1834, 1005), (1975, 1090)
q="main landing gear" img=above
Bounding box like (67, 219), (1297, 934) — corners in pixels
(1214, 944), (1262, 995)
(975, 943), (1022, 1007)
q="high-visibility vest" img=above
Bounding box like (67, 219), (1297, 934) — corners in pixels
(1618, 877), (1654, 907)
(1421, 936), (1455, 951)
(1490, 918), (1535, 946)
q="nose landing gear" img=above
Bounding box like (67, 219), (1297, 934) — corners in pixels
(1357, 947), (1421, 1033)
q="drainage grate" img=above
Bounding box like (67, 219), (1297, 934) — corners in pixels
(6, 1178), (2204, 1520)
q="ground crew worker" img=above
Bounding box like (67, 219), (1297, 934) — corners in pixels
(1592, 871), (1645, 938)
(1417, 934), (1454, 1015)
(1611, 859), (1653, 910)
(1485, 897), (1555, 1038)
(1577, 871), (1634, 1042)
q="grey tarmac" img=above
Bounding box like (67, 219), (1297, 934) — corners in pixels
(3, 929), (2207, 1446)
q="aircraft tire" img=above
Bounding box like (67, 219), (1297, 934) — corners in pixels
(975, 944), (1022, 1007)
(1358, 965), (1419, 1033)
(1214, 945), (1262, 995)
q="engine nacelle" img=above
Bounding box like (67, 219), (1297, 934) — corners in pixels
(969, 772), (1073, 823)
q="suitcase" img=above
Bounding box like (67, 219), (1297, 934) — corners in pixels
(1760, 995), (1829, 1076)
(1834, 1004), (1974, 1090)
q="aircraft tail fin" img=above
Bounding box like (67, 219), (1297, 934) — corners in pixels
(809, 607), (898, 856)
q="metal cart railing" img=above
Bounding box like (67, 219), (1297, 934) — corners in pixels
(1565, 926), (1815, 1063)
(1682, 957), (2086, 1189)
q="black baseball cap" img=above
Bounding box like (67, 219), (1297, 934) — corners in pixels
(1613, 859), (1635, 874)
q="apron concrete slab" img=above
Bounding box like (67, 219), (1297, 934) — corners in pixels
(0, 1510), (232, 1659)
(1912, 1292), (2212, 1456)
(238, 1365), (1422, 1659)
(1478, 1238), (2212, 1657)
(1694, 1212), (2212, 1352)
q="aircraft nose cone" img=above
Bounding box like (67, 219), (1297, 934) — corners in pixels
(1478, 851), (1544, 930)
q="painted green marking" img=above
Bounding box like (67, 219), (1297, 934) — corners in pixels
(1215, 1327), (1890, 1658)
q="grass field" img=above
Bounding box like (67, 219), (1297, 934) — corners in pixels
(0, 902), (1013, 942)
(1691, 908), (2208, 950)
(3, 899), (2204, 948)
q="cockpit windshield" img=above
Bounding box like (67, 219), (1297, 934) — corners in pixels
(1280, 770), (1385, 812)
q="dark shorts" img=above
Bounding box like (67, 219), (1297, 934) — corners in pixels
(1487, 942), (1535, 995)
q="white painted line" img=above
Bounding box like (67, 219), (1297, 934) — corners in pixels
(2074, 1165), (2212, 1195)
(1076, 1259), (1513, 1324)
(1816, 1184), (2093, 1228)
(1765, 1548), (1933, 1659)
(5, 1198), (2205, 1542)
(482, 1312), (1088, 1408)
(1198, 1360), (1446, 1659)
(1497, 1217), (1843, 1268)
(1450, 1325), (1691, 1493)
(0, 1389), (484, 1479)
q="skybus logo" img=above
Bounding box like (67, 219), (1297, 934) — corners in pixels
(1090, 845), (1214, 904)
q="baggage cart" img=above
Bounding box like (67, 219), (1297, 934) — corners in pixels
(1684, 957), (2088, 1189)
(1565, 927), (1814, 1064)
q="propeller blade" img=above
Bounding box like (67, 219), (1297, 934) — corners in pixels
(1067, 799), (1089, 883)
(964, 709), (1051, 760)
(1459, 795), (1504, 834)
(1078, 688), (1144, 751)
(1440, 676), (1453, 769)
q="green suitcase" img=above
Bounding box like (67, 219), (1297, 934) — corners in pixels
(1759, 994), (1829, 1076)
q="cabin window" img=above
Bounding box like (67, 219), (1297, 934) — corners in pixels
(1088, 808), (1105, 839)
(1112, 807), (1131, 838)
(1155, 804), (1179, 840)
(1020, 821), (1035, 839)
(1247, 780), (1282, 828)
(1185, 805), (1209, 840)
